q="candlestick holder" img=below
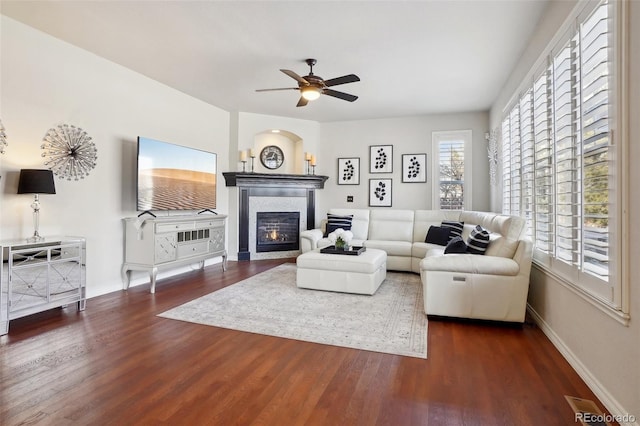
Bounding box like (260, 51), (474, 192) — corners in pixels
(305, 159), (311, 175)
(250, 155), (255, 172)
(311, 165), (316, 175)
(241, 160), (247, 172)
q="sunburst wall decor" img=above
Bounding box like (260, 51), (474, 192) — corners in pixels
(0, 119), (8, 154)
(487, 128), (500, 186)
(41, 124), (97, 180)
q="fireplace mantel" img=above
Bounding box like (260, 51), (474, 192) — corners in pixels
(223, 172), (328, 189)
(223, 172), (328, 261)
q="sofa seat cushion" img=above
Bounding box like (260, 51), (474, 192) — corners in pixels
(420, 253), (519, 276)
(412, 242), (447, 259)
(364, 240), (412, 256)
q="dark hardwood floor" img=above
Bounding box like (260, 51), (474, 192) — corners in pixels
(1, 259), (612, 425)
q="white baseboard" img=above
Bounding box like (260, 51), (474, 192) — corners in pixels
(527, 305), (639, 426)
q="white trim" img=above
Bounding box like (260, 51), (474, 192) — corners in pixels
(527, 305), (638, 426)
(531, 263), (629, 326)
(613, 0), (630, 317)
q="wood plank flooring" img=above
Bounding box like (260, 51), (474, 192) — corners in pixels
(1, 259), (613, 425)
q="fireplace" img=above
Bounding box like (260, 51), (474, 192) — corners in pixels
(256, 212), (300, 253)
(223, 172), (328, 260)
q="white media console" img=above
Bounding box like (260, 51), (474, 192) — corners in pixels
(122, 214), (227, 293)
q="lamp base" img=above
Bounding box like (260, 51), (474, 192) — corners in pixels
(26, 234), (45, 243)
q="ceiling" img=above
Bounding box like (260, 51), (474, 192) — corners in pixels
(1, 0), (549, 123)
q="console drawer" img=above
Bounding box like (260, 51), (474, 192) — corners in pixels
(196, 220), (224, 230)
(156, 222), (194, 233)
(177, 241), (209, 258)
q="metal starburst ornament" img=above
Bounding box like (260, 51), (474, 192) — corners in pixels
(0, 119), (8, 154)
(41, 124), (97, 180)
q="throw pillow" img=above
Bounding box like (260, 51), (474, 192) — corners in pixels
(467, 225), (490, 255)
(324, 214), (354, 237)
(425, 226), (451, 246)
(441, 220), (464, 241)
(444, 236), (467, 254)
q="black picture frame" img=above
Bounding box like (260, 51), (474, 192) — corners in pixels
(402, 153), (427, 183)
(369, 145), (393, 173)
(337, 157), (360, 185)
(369, 178), (392, 207)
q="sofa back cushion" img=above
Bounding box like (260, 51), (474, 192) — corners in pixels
(328, 208), (370, 240)
(459, 211), (525, 239)
(459, 211), (526, 259)
(368, 209), (414, 242)
(413, 210), (462, 243)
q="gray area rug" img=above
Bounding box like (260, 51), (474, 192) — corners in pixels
(159, 263), (428, 358)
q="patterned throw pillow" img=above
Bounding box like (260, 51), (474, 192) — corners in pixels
(444, 236), (467, 254)
(467, 225), (490, 255)
(441, 220), (464, 241)
(425, 226), (451, 246)
(324, 214), (354, 237)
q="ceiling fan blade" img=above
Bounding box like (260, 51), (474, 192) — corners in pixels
(255, 87), (298, 92)
(323, 89), (358, 102)
(281, 69), (309, 85)
(323, 74), (360, 87)
(296, 97), (309, 107)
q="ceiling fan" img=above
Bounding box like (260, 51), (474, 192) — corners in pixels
(256, 59), (360, 107)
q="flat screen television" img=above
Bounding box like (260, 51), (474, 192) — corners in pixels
(136, 136), (217, 211)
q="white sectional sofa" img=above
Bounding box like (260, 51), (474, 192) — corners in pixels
(300, 208), (533, 323)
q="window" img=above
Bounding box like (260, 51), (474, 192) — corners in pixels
(500, 0), (628, 318)
(432, 130), (472, 210)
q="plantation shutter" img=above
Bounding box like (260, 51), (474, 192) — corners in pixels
(533, 68), (554, 255)
(509, 106), (521, 217)
(578, 3), (611, 284)
(500, 0), (620, 309)
(501, 117), (511, 215)
(520, 90), (535, 239)
(552, 39), (577, 266)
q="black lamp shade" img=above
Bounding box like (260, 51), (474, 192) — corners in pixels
(17, 169), (56, 194)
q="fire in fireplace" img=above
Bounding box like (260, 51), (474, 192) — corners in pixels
(256, 212), (300, 252)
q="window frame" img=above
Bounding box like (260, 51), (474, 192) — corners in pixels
(432, 130), (473, 210)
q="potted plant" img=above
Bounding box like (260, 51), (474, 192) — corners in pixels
(335, 235), (347, 250)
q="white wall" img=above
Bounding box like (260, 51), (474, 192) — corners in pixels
(0, 17), (231, 297)
(315, 112), (490, 218)
(489, 2), (640, 422)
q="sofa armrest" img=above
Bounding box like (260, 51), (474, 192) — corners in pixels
(300, 229), (324, 253)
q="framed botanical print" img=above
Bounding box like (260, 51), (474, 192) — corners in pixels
(337, 157), (360, 185)
(402, 153), (427, 183)
(369, 178), (392, 207)
(369, 145), (393, 173)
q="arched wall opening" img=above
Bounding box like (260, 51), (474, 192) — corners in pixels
(253, 130), (305, 174)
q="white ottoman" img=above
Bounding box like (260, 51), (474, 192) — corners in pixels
(296, 248), (387, 295)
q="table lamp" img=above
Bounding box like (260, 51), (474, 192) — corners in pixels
(17, 169), (56, 242)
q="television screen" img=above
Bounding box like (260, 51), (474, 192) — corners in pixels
(137, 137), (217, 211)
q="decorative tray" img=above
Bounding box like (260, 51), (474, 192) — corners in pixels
(320, 245), (366, 256)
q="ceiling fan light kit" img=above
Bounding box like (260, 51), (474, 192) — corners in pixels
(257, 58), (360, 107)
(301, 86), (322, 101)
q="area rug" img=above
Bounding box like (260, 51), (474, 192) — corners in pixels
(158, 263), (427, 358)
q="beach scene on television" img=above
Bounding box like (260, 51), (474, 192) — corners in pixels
(137, 137), (217, 211)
